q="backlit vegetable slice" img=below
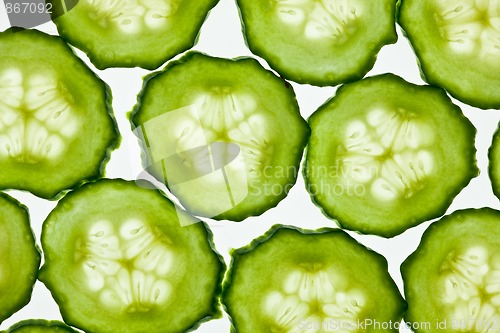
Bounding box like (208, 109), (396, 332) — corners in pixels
(402, 208), (500, 333)
(236, 0), (398, 86)
(223, 225), (406, 332)
(2, 319), (77, 332)
(399, 0), (500, 109)
(47, 0), (219, 69)
(39, 179), (224, 333)
(130, 52), (310, 221)
(489, 122), (500, 200)
(0, 28), (119, 199)
(0, 192), (40, 324)
(305, 73), (478, 237)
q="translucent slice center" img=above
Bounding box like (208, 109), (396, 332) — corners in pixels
(86, 0), (178, 33)
(440, 246), (500, 331)
(336, 107), (435, 202)
(0, 68), (79, 163)
(263, 267), (365, 332)
(435, 0), (500, 59)
(275, 0), (363, 42)
(174, 88), (271, 179)
(78, 219), (174, 312)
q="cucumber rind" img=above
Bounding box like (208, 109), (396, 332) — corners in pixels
(304, 73), (478, 237)
(401, 208), (500, 332)
(1, 319), (77, 332)
(0, 28), (120, 200)
(489, 124), (500, 200)
(129, 51), (310, 222)
(39, 178), (225, 333)
(236, 0), (399, 86)
(48, 0), (220, 70)
(222, 224), (407, 332)
(0, 192), (41, 324)
(398, 0), (500, 110)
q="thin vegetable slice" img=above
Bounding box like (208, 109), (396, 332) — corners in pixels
(399, 0), (500, 109)
(0, 192), (40, 324)
(130, 52), (310, 221)
(0, 28), (119, 199)
(39, 179), (224, 333)
(236, 0), (398, 86)
(402, 208), (500, 332)
(490, 122), (500, 200)
(2, 320), (77, 332)
(305, 73), (478, 237)
(223, 225), (406, 332)
(47, 0), (219, 69)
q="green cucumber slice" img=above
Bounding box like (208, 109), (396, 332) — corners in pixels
(222, 225), (406, 332)
(47, 0), (219, 69)
(0, 192), (40, 323)
(489, 123), (500, 200)
(130, 52), (310, 221)
(39, 179), (224, 333)
(399, 0), (500, 109)
(236, 0), (398, 86)
(304, 73), (478, 237)
(0, 29), (119, 199)
(401, 208), (500, 333)
(2, 320), (77, 332)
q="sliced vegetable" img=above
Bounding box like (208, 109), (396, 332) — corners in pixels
(489, 123), (500, 200)
(399, 0), (500, 109)
(0, 28), (119, 199)
(0, 192), (40, 324)
(402, 208), (500, 332)
(236, 0), (398, 86)
(2, 319), (77, 332)
(130, 52), (310, 221)
(304, 73), (478, 237)
(39, 179), (224, 333)
(47, 0), (219, 69)
(223, 225), (406, 332)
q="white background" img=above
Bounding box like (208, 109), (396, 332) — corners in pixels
(1, 0), (500, 332)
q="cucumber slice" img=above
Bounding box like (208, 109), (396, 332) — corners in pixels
(399, 0), (500, 109)
(39, 179), (224, 333)
(47, 0), (219, 69)
(490, 123), (500, 200)
(304, 74), (478, 237)
(0, 192), (40, 323)
(401, 208), (500, 333)
(0, 29), (119, 199)
(2, 320), (77, 332)
(222, 225), (406, 332)
(130, 52), (310, 221)
(236, 0), (398, 86)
